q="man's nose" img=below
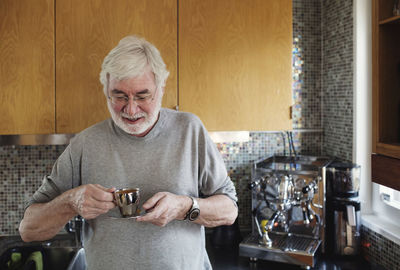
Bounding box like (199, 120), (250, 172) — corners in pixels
(124, 98), (139, 115)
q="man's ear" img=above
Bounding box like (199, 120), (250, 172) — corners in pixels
(158, 87), (165, 99)
(106, 73), (110, 94)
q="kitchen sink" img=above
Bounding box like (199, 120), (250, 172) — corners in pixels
(0, 234), (86, 270)
(45, 246), (86, 270)
(45, 247), (78, 269)
(0, 246), (84, 270)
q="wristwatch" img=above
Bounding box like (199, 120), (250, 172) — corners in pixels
(185, 196), (200, 221)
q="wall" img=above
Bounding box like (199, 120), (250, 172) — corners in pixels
(0, 146), (66, 234)
(321, 0), (354, 161)
(292, 0), (322, 130)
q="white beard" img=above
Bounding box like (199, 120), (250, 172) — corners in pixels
(107, 99), (161, 136)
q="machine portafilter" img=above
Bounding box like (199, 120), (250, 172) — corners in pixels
(293, 178), (322, 225)
(249, 174), (294, 246)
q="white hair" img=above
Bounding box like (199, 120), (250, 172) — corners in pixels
(99, 35), (169, 96)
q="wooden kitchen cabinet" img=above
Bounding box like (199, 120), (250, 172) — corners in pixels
(0, 0), (293, 134)
(56, 0), (177, 133)
(179, 0), (293, 131)
(372, 0), (400, 191)
(0, 0), (55, 134)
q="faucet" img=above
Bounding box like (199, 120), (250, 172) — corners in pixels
(65, 216), (83, 248)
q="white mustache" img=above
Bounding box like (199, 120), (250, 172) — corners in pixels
(120, 112), (146, 121)
(121, 112), (146, 121)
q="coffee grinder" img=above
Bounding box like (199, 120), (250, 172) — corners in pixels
(326, 161), (361, 256)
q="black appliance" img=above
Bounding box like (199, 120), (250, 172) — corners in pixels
(326, 161), (361, 256)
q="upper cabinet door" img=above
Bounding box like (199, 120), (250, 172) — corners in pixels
(0, 0), (55, 134)
(372, 0), (400, 159)
(179, 0), (293, 131)
(56, 0), (177, 134)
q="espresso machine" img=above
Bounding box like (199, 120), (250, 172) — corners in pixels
(325, 161), (361, 256)
(239, 155), (332, 269)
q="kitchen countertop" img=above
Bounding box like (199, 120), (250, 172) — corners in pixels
(205, 234), (385, 270)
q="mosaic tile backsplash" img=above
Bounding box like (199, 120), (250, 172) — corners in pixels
(292, 0), (322, 130)
(321, 0), (354, 162)
(361, 226), (400, 270)
(0, 145), (66, 234)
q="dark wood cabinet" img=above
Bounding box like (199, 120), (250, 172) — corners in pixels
(372, 0), (400, 190)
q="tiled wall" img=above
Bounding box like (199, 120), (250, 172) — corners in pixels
(292, 0), (322, 130)
(361, 225), (400, 270)
(0, 146), (66, 234)
(321, 0), (354, 162)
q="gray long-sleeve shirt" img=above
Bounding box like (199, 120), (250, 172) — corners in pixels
(27, 108), (237, 270)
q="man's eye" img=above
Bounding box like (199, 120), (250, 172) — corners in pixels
(115, 96), (127, 101)
(136, 95), (149, 100)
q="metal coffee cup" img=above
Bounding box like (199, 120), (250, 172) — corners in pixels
(114, 188), (140, 217)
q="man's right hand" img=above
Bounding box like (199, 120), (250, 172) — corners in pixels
(20, 184), (116, 242)
(68, 184), (116, 219)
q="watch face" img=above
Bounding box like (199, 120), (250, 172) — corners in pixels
(189, 209), (200, 221)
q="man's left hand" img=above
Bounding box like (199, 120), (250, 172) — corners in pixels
(136, 192), (191, 227)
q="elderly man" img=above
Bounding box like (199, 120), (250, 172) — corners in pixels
(19, 35), (238, 270)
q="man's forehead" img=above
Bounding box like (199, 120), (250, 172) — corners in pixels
(108, 74), (156, 95)
(109, 70), (155, 85)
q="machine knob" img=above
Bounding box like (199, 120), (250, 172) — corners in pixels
(302, 186), (311, 193)
(248, 178), (263, 189)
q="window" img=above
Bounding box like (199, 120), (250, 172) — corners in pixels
(380, 185), (400, 210)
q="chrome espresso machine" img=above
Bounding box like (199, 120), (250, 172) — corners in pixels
(239, 155), (332, 269)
